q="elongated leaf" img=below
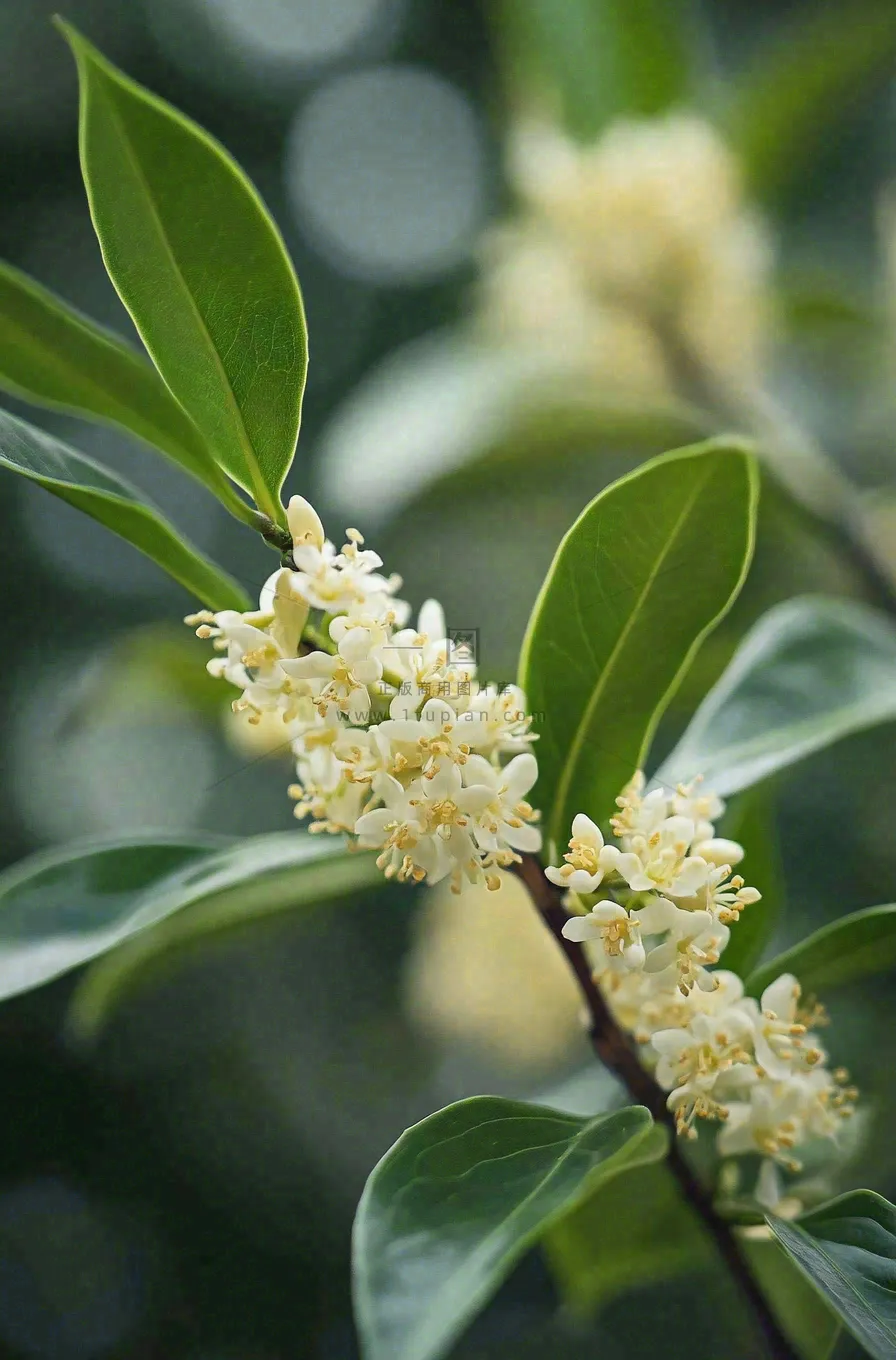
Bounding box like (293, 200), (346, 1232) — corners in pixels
(0, 407), (249, 609)
(69, 834), (380, 1038)
(60, 23), (307, 521)
(768, 1191), (896, 1360)
(717, 789), (784, 980)
(519, 441), (757, 854)
(353, 1098), (653, 1360)
(0, 829), (375, 1013)
(657, 597), (896, 797)
(0, 260), (240, 504)
(747, 904), (896, 998)
(731, 0), (896, 205)
(0, 834), (221, 1001)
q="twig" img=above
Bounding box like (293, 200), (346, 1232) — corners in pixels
(515, 853), (800, 1360)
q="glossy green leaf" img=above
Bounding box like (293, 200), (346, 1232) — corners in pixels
(0, 260), (249, 512)
(543, 1124), (709, 1310)
(731, 0), (896, 205)
(741, 1234), (841, 1360)
(747, 904), (896, 999)
(0, 834), (221, 1003)
(69, 834), (380, 1038)
(352, 1098), (653, 1360)
(768, 1191), (896, 1360)
(519, 440), (757, 855)
(717, 789), (784, 980)
(495, 0), (693, 141)
(657, 597), (896, 797)
(546, 1141), (840, 1359)
(0, 829), (375, 1015)
(60, 23), (307, 522)
(0, 407), (250, 610)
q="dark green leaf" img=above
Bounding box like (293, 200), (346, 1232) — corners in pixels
(741, 1234), (841, 1360)
(0, 407), (250, 609)
(0, 829), (375, 1016)
(657, 597), (896, 797)
(747, 904), (896, 998)
(519, 440), (757, 855)
(59, 22), (307, 522)
(543, 1124), (709, 1310)
(730, 0), (896, 204)
(0, 834), (221, 1002)
(352, 1098), (653, 1360)
(546, 1138), (840, 1359)
(0, 260), (250, 514)
(768, 1191), (896, 1360)
(718, 788), (784, 980)
(68, 834), (380, 1038)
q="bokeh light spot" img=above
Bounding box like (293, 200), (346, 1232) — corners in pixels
(286, 65), (487, 283)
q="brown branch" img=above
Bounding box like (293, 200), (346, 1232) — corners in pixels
(515, 853), (800, 1360)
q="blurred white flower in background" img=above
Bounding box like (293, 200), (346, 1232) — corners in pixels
(318, 110), (772, 522)
(403, 871), (584, 1075)
(479, 113), (774, 391)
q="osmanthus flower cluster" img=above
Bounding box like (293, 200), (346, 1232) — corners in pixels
(479, 112), (772, 392)
(549, 774), (857, 1175)
(187, 496), (541, 894)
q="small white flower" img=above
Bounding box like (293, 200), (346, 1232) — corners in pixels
(284, 625), (384, 723)
(654, 1006), (755, 1134)
(672, 778), (726, 844)
(462, 752), (543, 858)
(378, 697), (474, 773)
(717, 1078), (812, 1169)
(291, 527), (406, 619)
(546, 813), (617, 894)
(354, 772), (449, 884)
(562, 900), (645, 971)
(639, 898), (730, 993)
(611, 816), (711, 897)
(742, 974), (825, 1080)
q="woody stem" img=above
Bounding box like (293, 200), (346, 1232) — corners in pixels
(515, 853), (799, 1360)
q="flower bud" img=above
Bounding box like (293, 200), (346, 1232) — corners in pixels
(287, 495), (325, 550)
(693, 836), (744, 868)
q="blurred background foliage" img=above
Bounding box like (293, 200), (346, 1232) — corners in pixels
(2, 0), (896, 1356)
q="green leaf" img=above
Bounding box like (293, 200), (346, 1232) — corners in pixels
(0, 260), (249, 514)
(519, 440), (757, 855)
(68, 834), (380, 1039)
(495, 0), (694, 141)
(730, 0), (896, 205)
(717, 788), (784, 980)
(747, 904), (896, 999)
(352, 1098), (653, 1360)
(0, 828), (375, 1015)
(0, 406), (250, 610)
(543, 1123), (709, 1310)
(0, 834), (221, 1002)
(546, 1141), (841, 1360)
(768, 1191), (896, 1360)
(59, 22), (307, 523)
(657, 597), (896, 797)
(741, 1234), (842, 1360)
